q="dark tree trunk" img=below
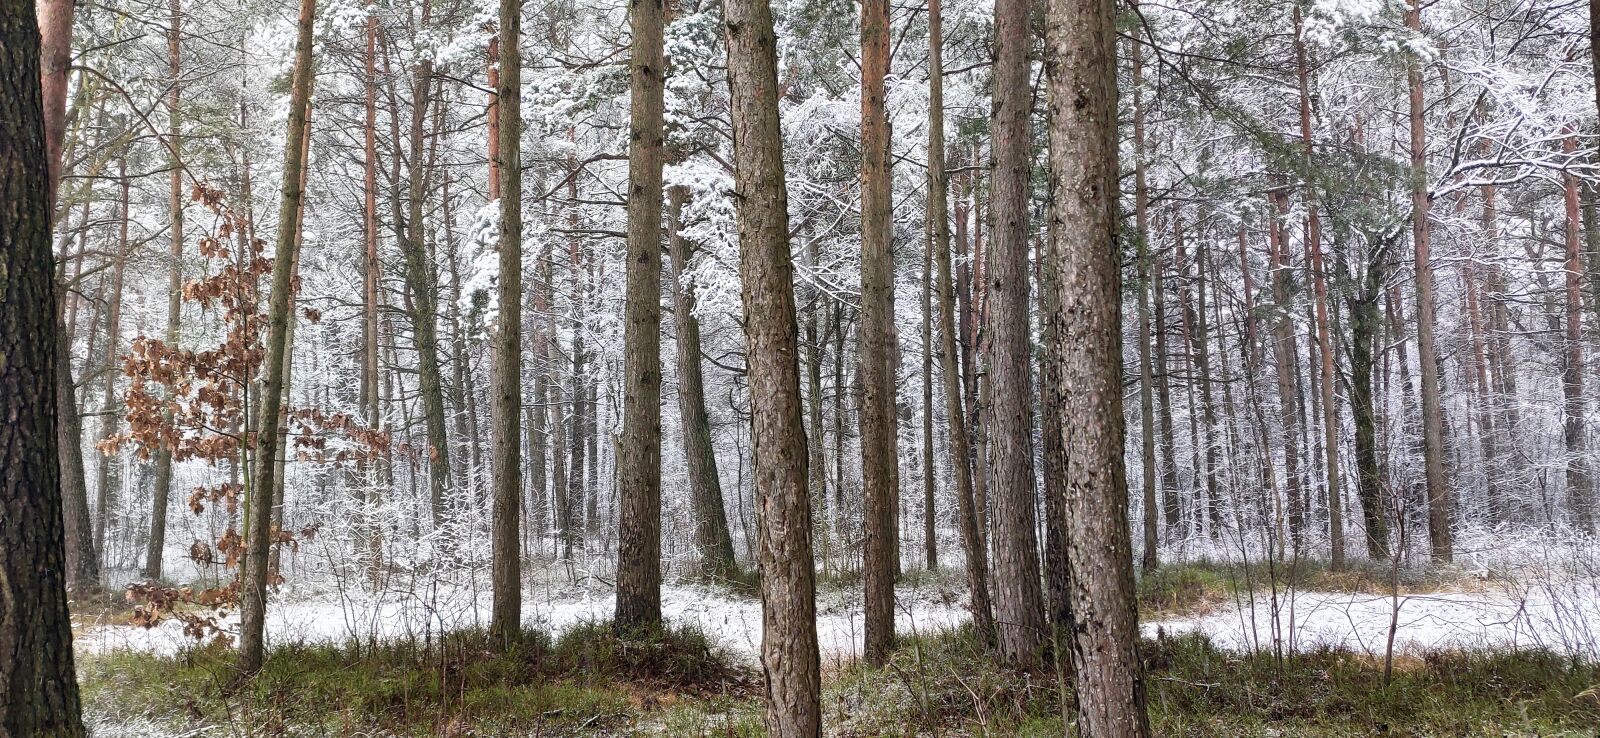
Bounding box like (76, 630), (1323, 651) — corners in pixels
(1, 5), (85, 727)
(858, 0), (897, 666)
(928, 0), (994, 647)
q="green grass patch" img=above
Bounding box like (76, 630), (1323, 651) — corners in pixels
(825, 627), (1600, 737)
(80, 621), (756, 736)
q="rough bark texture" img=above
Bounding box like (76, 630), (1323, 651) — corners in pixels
(1042, 0), (1152, 731)
(1349, 248), (1391, 559)
(616, 0), (666, 631)
(1407, 0), (1452, 561)
(668, 187), (738, 577)
(928, 0), (994, 648)
(0, 6), (86, 728)
(237, 0), (315, 673)
(489, 0), (524, 645)
(723, 0), (822, 731)
(985, 0), (1046, 666)
(858, 0), (897, 667)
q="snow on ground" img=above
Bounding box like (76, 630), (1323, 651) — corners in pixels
(76, 572), (970, 664)
(1142, 585), (1600, 659)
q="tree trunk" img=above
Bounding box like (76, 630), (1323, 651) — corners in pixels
(1269, 189), (1306, 552)
(360, 12), (383, 584)
(1154, 252), (1181, 533)
(1406, 0), (1451, 561)
(1131, 10), (1159, 571)
(395, 5), (451, 530)
(237, 0), (314, 673)
(1349, 245), (1390, 559)
(1560, 133), (1594, 533)
(1, 8), (85, 726)
(985, 0), (1046, 666)
(927, 0), (993, 645)
(668, 187), (738, 577)
(616, 0), (666, 630)
(1042, 0), (1152, 729)
(1294, 7), (1343, 567)
(858, 0), (897, 666)
(92, 168), (130, 581)
(723, 0), (822, 730)
(489, 0), (524, 645)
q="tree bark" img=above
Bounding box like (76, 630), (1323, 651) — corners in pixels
(616, 0), (666, 630)
(1294, 7), (1343, 567)
(1268, 189), (1306, 552)
(237, 0), (315, 673)
(489, 0), (524, 645)
(723, 0), (822, 731)
(1041, 0), (1152, 729)
(0, 6), (85, 727)
(985, 0), (1046, 666)
(858, 0), (897, 666)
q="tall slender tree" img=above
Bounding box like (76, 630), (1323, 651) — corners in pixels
(723, 0), (822, 729)
(616, 0), (666, 630)
(237, 0), (315, 674)
(985, 0), (1046, 665)
(1406, 0), (1452, 561)
(858, 0), (897, 666)
(489, 0), (524, 645)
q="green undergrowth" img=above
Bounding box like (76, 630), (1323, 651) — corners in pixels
(79, 620), (760, 736)
(827, 626), (1600, 737)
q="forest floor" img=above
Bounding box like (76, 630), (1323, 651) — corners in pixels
(74, 531), (1600, 735)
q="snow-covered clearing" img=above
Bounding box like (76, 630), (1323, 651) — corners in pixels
(76, 573), (971, 664)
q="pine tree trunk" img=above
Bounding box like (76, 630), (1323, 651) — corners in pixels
(237, 0), (315, 673)
(928, 30), (994, 644)
(1407, 0), (1452, 560)
(1294, 8), (1343, 567)
(1041, 0), (1152, 728)
(985, 0), (1046, 665)
(1, 8), (85, 725)
(1131, 12), (1159, 571)
(395, 10), (452, 529)
(489, 0), (524, 644)
(1560, 133), (1594, 533)
(1349, 244), (1390, 560)
(723, 0), (822, 729)
(93, 167), (130, 579)
(668, 187), (738, 577)
(858, 0), (897, 666)
(615, 0), (666, 629)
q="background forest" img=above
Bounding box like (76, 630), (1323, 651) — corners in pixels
(11, 0), (1600, 732)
